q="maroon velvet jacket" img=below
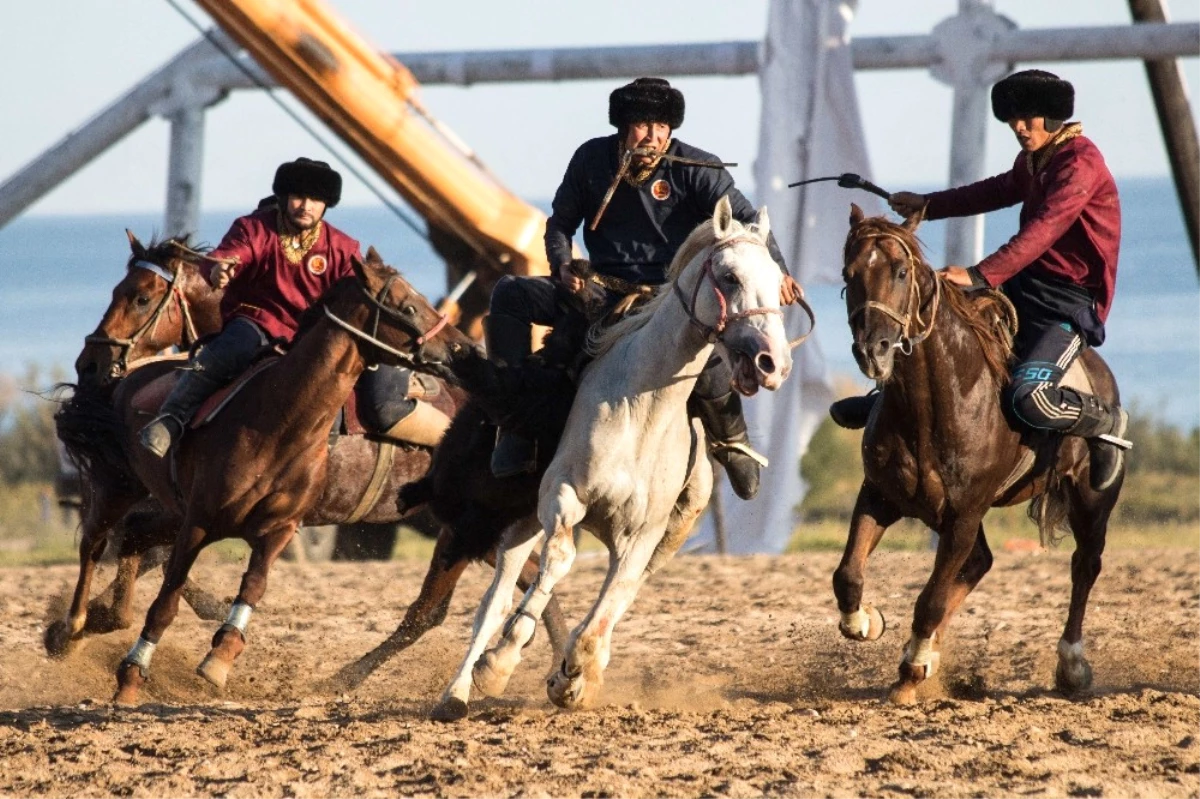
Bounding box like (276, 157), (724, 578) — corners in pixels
(204, 209), (362, 341)
(924, 135), (1121, 321)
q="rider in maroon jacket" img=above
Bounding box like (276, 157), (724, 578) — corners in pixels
(831, 70), (1130, 491)
(140, 158), (441, 457)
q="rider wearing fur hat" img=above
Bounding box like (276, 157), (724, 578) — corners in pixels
(832, 70), (1129, 491)
(485, 77), (802, 500)
(140, 157), (443, 458)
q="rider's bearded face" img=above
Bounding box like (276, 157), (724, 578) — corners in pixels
(1007, 116), (1054, 153)
(624, 121), (671, 166)
(283, 194), (327, 232)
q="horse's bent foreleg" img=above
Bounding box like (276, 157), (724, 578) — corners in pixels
(890, 511), (985, 705)
(431, 517), (544, 722)
(113, 524), (209, 705)
(45, 491), (139, 657)
(474, 513), (578, 700)
(832, 483), (900, 642)
(196, 527), (295, 690)
(547, 526), (660, 711)
(329, 525), (472, 690)
(1056, 485), (1112, 695)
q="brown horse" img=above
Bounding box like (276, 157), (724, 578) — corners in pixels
(46, 235), (230, 655)
(832, 205), (1122, 704)
(53, 249), (561, 704)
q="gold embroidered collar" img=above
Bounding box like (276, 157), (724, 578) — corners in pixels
(276, 210), (323, 264)
(1027, 122), (1083, 176)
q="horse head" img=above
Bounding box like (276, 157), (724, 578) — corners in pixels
(842, 204), (937, 382)
(75, 231), (222, 390)
(332, 247), (477, 376)
(676, 195), (792, 395)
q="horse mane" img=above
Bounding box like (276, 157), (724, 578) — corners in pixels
(849, 216), (1014, 387)
(586, 214), (763, 358)
(127, 236), (213, 275)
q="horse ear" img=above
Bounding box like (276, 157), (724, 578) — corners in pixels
(902, 210), (923, 232)
(351, 254), (368, 284)
(364, 245), (383, 265)
(126, 229), (148, 259)
(849, 203), (865, 228)
(713, 195), (734, 239)
(753, 204), (771, 244)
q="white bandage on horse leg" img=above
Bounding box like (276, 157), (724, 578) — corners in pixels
(841, 608), (871, 638)
(902, 633), (937, 672)
(1057, 637), (1085, 662)
(124, 637), (157, 671)
(223, 601), (253, 636)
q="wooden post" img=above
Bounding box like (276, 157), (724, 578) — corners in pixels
(1128, 0), (1200, 272)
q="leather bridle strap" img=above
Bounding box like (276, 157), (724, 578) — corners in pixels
(673, 235), (782, 344)
(847, 232), (941, 353)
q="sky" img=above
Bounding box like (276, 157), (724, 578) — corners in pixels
(1, 0), (1198, 218)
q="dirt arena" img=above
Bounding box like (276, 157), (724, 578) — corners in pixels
(1, 547), (1197, 798)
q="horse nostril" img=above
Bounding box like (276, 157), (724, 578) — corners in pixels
(755, 352), (776, 375)
(875, 339), (891, 356)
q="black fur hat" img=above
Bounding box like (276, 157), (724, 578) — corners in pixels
(272, 157), (342, 207)
(991, 70), (1074, 123)
(609, 78), (685, 129)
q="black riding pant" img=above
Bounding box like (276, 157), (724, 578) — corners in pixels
(489, 274), (733, 399)
(1001, 321), (1086, 433)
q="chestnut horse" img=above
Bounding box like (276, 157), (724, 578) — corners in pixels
(832, 205), (1123, 704)
(46, 234), (229, 655)
(52, 250), (558, 704)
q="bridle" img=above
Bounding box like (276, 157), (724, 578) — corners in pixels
(84, 258), (200, 380)
(846, 231), (941, 355)
(673, 235), (814, 349)
(322, 274), (453, 368)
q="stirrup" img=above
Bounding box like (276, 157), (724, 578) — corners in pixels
(711, 440), (769, 468)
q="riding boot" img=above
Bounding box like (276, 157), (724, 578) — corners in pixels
(829, 389), (880, 430)
(138, 368), (223, 458)
(1065, 393), (1132, 492)
(485, 315), (538, 478)
(693, 391), (767, 501)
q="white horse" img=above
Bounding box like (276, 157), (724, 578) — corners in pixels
(431, 195), (794, 721)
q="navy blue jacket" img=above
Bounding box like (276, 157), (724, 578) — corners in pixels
(544, 135), (788, 285)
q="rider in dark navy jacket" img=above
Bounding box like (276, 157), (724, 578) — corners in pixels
(487, 77), (801, 500)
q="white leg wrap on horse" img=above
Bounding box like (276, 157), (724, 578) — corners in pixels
(903, 634), (938, 673)
(1057, 638), (1084, 662)
(223, 601), (253, 635)
(841, 608), (871, 639)
(125, 637), (157, 670)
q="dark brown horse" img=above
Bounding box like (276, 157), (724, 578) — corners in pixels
(54, 249), (563, 704)
(46, 235), (229, 655)
(832, 205), (1122, 704)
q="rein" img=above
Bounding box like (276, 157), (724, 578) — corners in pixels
(84, 259), (200, 379)
(672, 235), (795, 346)
(847, 231), (941, 355)
(322, 276), (452, 367)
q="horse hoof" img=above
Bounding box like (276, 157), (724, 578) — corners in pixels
(887, 681), (920, 706)
(472, 651), (513, 698)
(113, 662), (146, 706)
(1055, 658), (1093, 695)
(838, 606), (887, 642)
(429, 697), (469, 723)
(547, 668), (602, 710)
(43, 620), (77, 658)
(196, 653), (232, 689)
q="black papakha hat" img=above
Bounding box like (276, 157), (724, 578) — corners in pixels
(991, 70), (1074, 123)
(609, 77), (685, 130)
(272, 157), (342, 207)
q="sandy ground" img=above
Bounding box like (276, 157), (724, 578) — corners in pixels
(0, 547), (1197, 798)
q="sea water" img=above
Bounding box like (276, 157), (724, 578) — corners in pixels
(1, 176), (1195, 428)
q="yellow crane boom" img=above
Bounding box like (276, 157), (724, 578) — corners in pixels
(194, 0), (551, 286)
